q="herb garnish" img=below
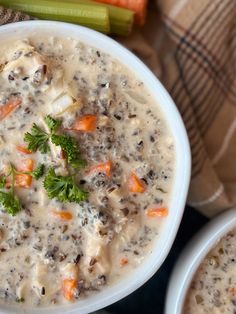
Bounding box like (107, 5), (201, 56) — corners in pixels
(31, 163), (45, 179)
(0, 176), (6, 188)
(24, 116), (85, 168)
(44, 115), (61, 132)
(51, 134), (86, 169)
(22, 116), (88, 206)
(43, 168), (88, 203)
(14, 163), (45, 180)
(0, 164), (21, 216)
(1, 114), (88, 215)
(0, 190), (21, 216)
(0, 163), (45, 216)
(24, 123), (49, 153)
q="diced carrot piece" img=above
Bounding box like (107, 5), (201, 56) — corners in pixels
(146, 207), (169, 218)
(127, 172), (146, 193)
(62, 279), (77, 301)
(228, 287), (236, 296)
(71, 115), (97, 132)
(88, 161), (112, 177)
(16, 145), (32, 155)
(120, 258), (128, 266)
(15, 174), (32, 188)
(51, 211), (73, 221)
(15, 159), (34, 188)
(95, 0), (148, 25)
(0, 97), (22, 121)
(17, 159), (34, 172)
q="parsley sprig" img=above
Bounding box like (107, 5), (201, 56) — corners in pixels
(24, 116), (85, 169)
(17, 115), (89, 210)
(51, 134), (86, 169)
(1, 111), (88, 216)
(0, 191), (21, 217)
(31, 164), (45, 179)
(0, 176), (6, 189)
(43, 168), (88, 203)
(17, 163), (45, 180)
(44, 115), (62, 133)
(0, 163), (44, 216)
(0, 164), (21, 216)
(24, 123), (50, 153)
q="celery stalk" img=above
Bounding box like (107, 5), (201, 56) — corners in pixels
(106, 4), (134, 36)
(0, 0), (110, 33)
(45, 0), (134, 36)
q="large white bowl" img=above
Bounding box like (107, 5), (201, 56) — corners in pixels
(165, 207), (236, 314)
(0, 21), (191, 314)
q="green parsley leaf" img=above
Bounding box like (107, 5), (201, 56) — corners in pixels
(32, 164), (45, 180)
(51, 134), (86, 169)
(43, 168), (88, 203)
(0, 176), (6, 189)
(0, 191), (21, 216)
(16, 297), (25, 303)
(24, 123), (49, 153)
(44, 115), (61, 133)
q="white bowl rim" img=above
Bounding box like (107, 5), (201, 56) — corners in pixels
(165, 207), (236, 314)
(0, 20), (191, 314)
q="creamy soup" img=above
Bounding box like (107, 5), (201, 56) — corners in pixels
(183, 228), (236, 314)
(0, 36), (175, 308)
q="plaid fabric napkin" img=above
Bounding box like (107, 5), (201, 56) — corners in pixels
(0, 6), (31, 24)
(121, 0), (236, 217)
(0, 0), (235, 217)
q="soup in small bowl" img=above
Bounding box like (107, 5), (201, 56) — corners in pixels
(184, 227), (236, 313)
(165, 208), (236, 314)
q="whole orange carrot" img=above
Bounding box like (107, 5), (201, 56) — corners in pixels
(94, 0), (148, 25)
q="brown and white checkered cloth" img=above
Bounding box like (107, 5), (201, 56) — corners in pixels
(0, 0), (235, 217)
(0, 6), (31, 24)
(122, 0), (236, 217)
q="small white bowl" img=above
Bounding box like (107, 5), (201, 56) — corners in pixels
(165, 207), (236, 314)
(0, 21), (191, 314)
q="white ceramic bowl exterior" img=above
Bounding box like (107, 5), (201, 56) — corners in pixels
(0, 21), (191, 314)
(165, 208), (236, 314)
